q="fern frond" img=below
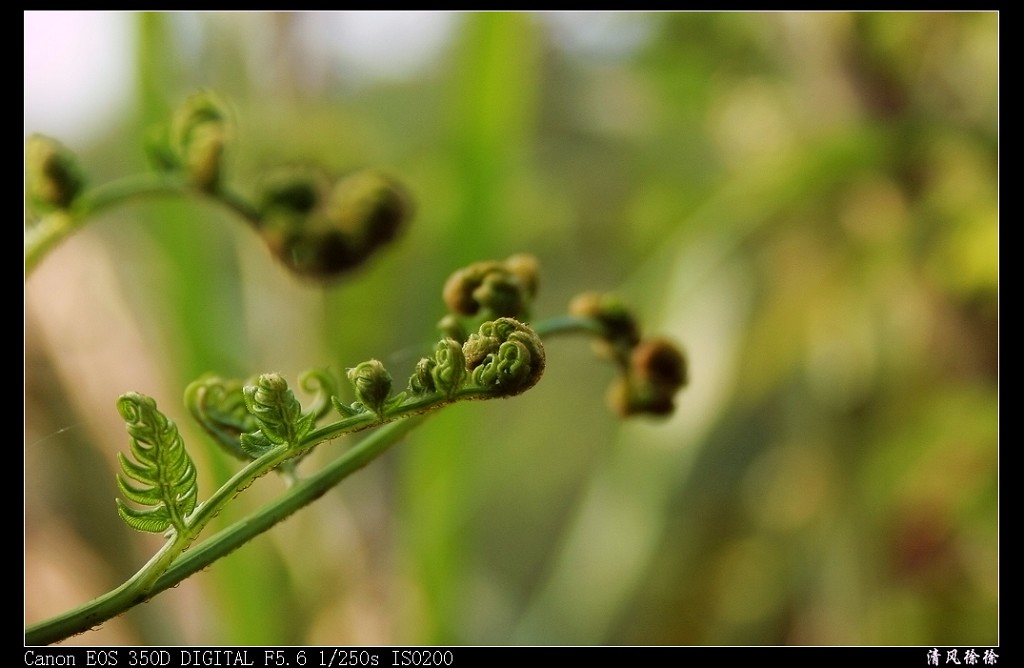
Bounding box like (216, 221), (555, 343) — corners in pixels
(185, 375), (258, 460)
(241, 374), (315, 451)
(115, 393), (199, 535)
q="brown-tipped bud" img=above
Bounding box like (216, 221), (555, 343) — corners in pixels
(472, 271), (527, 319)
(568, 291), (642, 360)
(608, 338), (688, 418)
(26, 134), (85, 211)
(325, 169), (412, 254)
(255, 167), (412, 282)
(442, 255), (540, 319)
(631, 337), (688, 390)
(443, 261), (502, 315)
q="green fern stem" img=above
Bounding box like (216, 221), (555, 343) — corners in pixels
(25, 417), (422, 646)
(531, 314), (613, 340)
(24, 172), (259, 276)
(25, 315), (595, 645)
(25, 378), (532, 645)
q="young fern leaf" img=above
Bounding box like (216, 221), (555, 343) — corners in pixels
(185, 375), (259, 461)
(240, 373), (315, 457)
(115, 393), (199, 535)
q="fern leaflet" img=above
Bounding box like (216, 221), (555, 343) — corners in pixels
(115, 392), (198, 535)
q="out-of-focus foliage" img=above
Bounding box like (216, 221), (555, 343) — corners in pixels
(25, 12), (997, 645)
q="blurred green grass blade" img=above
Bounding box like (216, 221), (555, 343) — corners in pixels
(400, 12), (544, 643)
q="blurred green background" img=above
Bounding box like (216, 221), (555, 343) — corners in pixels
(24, 12), (997, 646)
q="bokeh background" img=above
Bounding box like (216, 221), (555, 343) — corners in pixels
(25, 12), (998, 646)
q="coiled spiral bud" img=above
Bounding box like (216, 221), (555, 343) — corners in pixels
(442, 254), (539, 320)
(409, 338), (468, 399)
(462, 318), (546, 398)
(185, 375), (258, 461)
(607, 337), (688, 417)
(255, 167), (413, 281)
(568, 292), (687, 418)
(347, 360), (393, 418)
(568, 291), (641, 361)
(171, 90), (232, 192)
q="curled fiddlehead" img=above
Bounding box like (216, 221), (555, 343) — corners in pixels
(607, 337), (689, 417)
(26, 90), (414, 282)
(147, 90), (233, 193)
(115, 393), (199, 535)
(330, 319), (545, 424)
(185, 375), (258, 461)
(442, 253), (539, 323)
(404, 319), (546, 402)
(439, 255), (687, 417)
(255, 166), (413, 281)
(567, 291), (688, 417)
(409, 337), (467, 399)
(346, 360), (399, 419)
(240, 373), (316, 457)
(298, 368), (340, 422)
(461, 318), (546, 398)
(28, 246), (694, 645)
(568, 291), (642, 364)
